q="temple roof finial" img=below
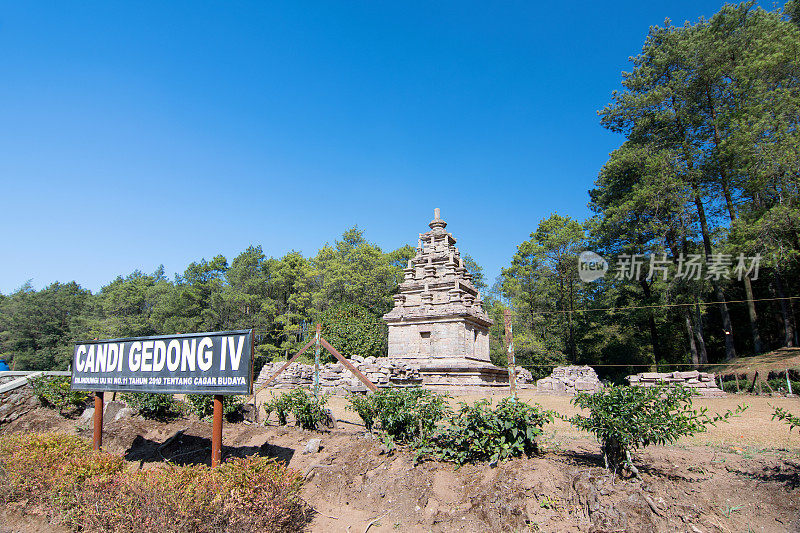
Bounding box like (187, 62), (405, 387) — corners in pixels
(429, 207), (447, 231)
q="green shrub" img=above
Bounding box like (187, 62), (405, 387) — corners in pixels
(121, 393), (180, 420)
(265, 388), (331, 430)
(346, 393), (379, 432)
(772, 406), (800, 432)
(28, 375), (92, 415)
(185, 394), (244, 421)
(565, 384), (747, 476)
(417, 397), (553, 465)
(347, 387), (450, 443)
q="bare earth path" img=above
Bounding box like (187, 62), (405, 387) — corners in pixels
(3, 392), (799, 532)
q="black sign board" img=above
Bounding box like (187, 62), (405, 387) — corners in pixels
(70, 330), (254, 395)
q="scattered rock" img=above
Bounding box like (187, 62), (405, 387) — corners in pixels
(113, 407), (137, 421)
(303, 438), (322, 454)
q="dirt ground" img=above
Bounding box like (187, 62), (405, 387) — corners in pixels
(2, 392), (799, 533)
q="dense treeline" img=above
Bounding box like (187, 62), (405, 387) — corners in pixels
(0, 228), (415, 370)
(495, 2), (800, 380)
(2, 2), (799, 381)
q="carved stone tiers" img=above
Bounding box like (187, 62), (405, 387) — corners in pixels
(383, 209), (508, 388)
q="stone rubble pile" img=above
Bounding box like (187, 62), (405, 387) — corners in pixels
(626, 370), (725, 396)
(255, 356), (422, 391)
(536, 366), (603, 395)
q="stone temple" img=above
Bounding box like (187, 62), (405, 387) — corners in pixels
(383, 209), (509, 387)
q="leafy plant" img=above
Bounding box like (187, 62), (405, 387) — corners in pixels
(345, 393), (379, 432)
(28, 375), (91, 415)
(121, 393), (180, 420)
(772, 406), (800, 432)
(564, 384), (747, 476)
(265, 388), (331, 430)
(185, 394), (244, 421)
(416, 397), (553, 465)
(347, 387), (451, 444)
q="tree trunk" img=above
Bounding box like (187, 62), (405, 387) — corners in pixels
(742, 275), (762, 354)
(640, 280), (660, 364)
(774, 270), (795, 347)
(685, 309), (699, 368)
(693, 193), (736, 360)
(695, 300), (709, 365)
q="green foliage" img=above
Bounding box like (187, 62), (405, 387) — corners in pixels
(0, 433), (305, 533)
(346, 393), (379, 432)
(28, 375), (91, 415)
(347, 387), (451, 443)
(185, 394), (244, 421)
(320, 302), (387, 361)
(265, 388), (331, 430)
(772, 406), (800, 432)
(417, 397), (553, 465)
(566, 385), (747, 475)
(121, 393), (179, 420)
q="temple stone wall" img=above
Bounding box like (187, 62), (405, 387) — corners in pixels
(389, 319), (490, 362)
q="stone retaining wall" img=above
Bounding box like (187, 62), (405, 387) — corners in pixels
(256, 356), (423, 391)
(536, 366), (603, 395)
(0, 380), (39, 425)
(626, 370), (725, 396)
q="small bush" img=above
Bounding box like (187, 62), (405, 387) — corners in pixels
(565, 384), (747, 476)
(0, 433), (306, 533)
(265, 388), (331, 430)
(121, 393), (180, 419)
(76, 457), (306, 533)
(185, 394), (244, 421)
(418, 397), (553, 465)
(772, 406), (800, 432)
(0, 433), (124, 515)
(346, 393), (379, 432)
(346, 387), (450, 443)
(28, 375), (92, 415)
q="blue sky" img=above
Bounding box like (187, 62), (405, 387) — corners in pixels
(0, 1), (765, 294)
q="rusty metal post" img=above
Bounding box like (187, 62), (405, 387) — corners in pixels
(314, 323), (321, 398)
(320, 338), (378, 392)
(92, 391), (104, 451)
(211, 395), (223, 467)
(504, 310), (516, 398)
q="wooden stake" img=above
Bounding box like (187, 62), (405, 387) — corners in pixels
(314, 323), (321, 398)
(92, 391), (103, 451)
(211, 395), (223, 467)
(504, 310), (516, 398)
(787, 369), (793, 396)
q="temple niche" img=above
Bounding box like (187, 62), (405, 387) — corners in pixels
(383, 209), (508, 387)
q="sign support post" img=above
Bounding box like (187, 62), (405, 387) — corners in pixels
(211, 395), (223, 467)
(93, 391), (104, 450)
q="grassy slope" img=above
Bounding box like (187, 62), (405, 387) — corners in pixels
(709, 347), (800, 376)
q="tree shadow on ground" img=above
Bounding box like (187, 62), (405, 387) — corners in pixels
(124, 430), (295, 467)
(727, 461), (800, 490)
